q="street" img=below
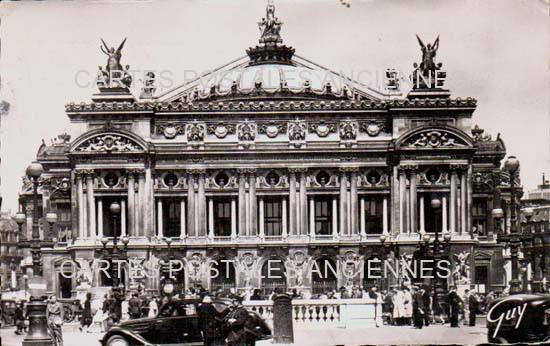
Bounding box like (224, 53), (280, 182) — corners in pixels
(0, 323), (489, 346)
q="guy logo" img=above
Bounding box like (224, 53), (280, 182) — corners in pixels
(487, 297), (527, 339)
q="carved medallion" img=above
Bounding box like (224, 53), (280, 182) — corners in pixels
(360, 121), (385, 137)
(207, 123), (236, 139)
(156, 123), (185, 139)
(258, 122), (287, 138)
(309, 122), (336, 137)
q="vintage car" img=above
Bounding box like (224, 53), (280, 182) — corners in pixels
(100, 298), (271, 346)
(0, 299), (17, 328)
(485, 294), (550, 344)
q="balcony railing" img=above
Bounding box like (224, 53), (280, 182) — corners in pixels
(243, 298), (377, 328)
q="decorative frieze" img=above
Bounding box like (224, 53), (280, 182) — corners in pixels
(405, 130), (468, 148)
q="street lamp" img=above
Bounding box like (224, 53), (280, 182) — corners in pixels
(492, 208), (504, 233)
(23, 161), (52, 346)
(504, 156), (522, 294)
(45, 212), (58, 241)
(15, 212), (26, 241)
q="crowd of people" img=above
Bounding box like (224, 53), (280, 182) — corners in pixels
(4, 282), (506, 346)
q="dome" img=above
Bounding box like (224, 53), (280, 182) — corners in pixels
(156, 1), (389, 103)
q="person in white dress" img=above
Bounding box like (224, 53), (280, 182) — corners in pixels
(148, 297), (159, 318)
(403, 287), (413, 325)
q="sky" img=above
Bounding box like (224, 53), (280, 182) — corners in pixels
(0, 0), (548, 213)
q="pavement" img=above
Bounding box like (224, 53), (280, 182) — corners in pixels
(0, 322), (488, 346)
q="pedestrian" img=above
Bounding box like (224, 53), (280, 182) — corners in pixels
(422, 287), (432, 326)
(80, 292), (93, 332)
(47, 296), (64, 346)
(462, 289), (471, 325)
(485, 290), (495, 309)
(403, 287), (413, 325)
(446, 286), (462, 328)
(224, 298), (251, 346)
(148, 296), (159, 318)
(392, 288), (405, 325)
(128, 292), (141, 319)
(14, 300), (26, 335)
(198, 295), (224, 346)
(382, 290), (394, 325)
(469, 292), (480, 326)
(412, 286), (426, 329)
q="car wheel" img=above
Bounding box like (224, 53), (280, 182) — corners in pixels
(106, 335), (130, 346)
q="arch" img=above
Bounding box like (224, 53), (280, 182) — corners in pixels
(311, 257), (338, 294)
(395, 126), (474, 150)
(70, 127), (149, 153)
(260, 256), (287, 295)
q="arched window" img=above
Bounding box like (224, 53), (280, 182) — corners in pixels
(311, 258), (338, 294)
(210, 258), (236, 293)
(260, 258), (286, 295)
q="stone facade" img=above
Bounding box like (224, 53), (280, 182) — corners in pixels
(16, 3), (518, 298)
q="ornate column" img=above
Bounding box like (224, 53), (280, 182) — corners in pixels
(409, 167), (418, 233)
(299, 169), (308, 236)
(97, 199), (103, 238)
(85, 171), (96, 240)
(127, 171), (135, 237)
(309, 197), (315, 238)
(197, 171), (207, 237)
(332, 197), (338, 237)
(282, 198), (288, 238)
(360, 197), (366, 237)
(460, 170), (467, 235)
(259, 198), (265, 238)
(289, 170), (297, 236)
(76, 172), (85, 239)
(419, 195), (425, 232)
(350, 169), (359, 235)
(467, 166), (473, 235)
(383, 196), (389, 235)
(449, 167), (458, 233)
(442, 196), (448, 232)
(186, 172), (196, 237)
(180, 200), (186, 238)
(121, 200), (126, 236)
(208, 198), (214, 238)
(399, 167), (407, 233)
(339, 169), (348, 236)
(138, 170), (146, 237)
(249, 170), (258, 236)
(231, 198), (237, 239)
(157, 199), (163, 238)
(238, 169), (247, 237)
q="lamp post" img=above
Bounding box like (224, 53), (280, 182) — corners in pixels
(110, 202), (121, 287)
(22, 161), (52, 346)
(522, 207), (539, 292)
(15, 212), (26, 241)
(504, 156), (522, 294)
(491, 208), (504, 234)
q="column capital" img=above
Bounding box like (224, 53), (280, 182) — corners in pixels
(237, 168), (257, 175)
(75, 169), (95, 177)
(288, 167), (307, 173)
(187, 168), (207, 176)
(398, 164), (418, 173)
(127, 168), (145, 176)
(339, 167), (359, 173)
(449, 164), (468, 173)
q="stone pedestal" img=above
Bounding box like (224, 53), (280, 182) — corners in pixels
(273, 295), (294, 344)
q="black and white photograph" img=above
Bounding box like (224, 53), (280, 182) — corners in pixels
(0, 0), (548, 345)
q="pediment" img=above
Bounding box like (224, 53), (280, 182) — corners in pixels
(70, 129), (148, 153)
(396, 126), (474, 149)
